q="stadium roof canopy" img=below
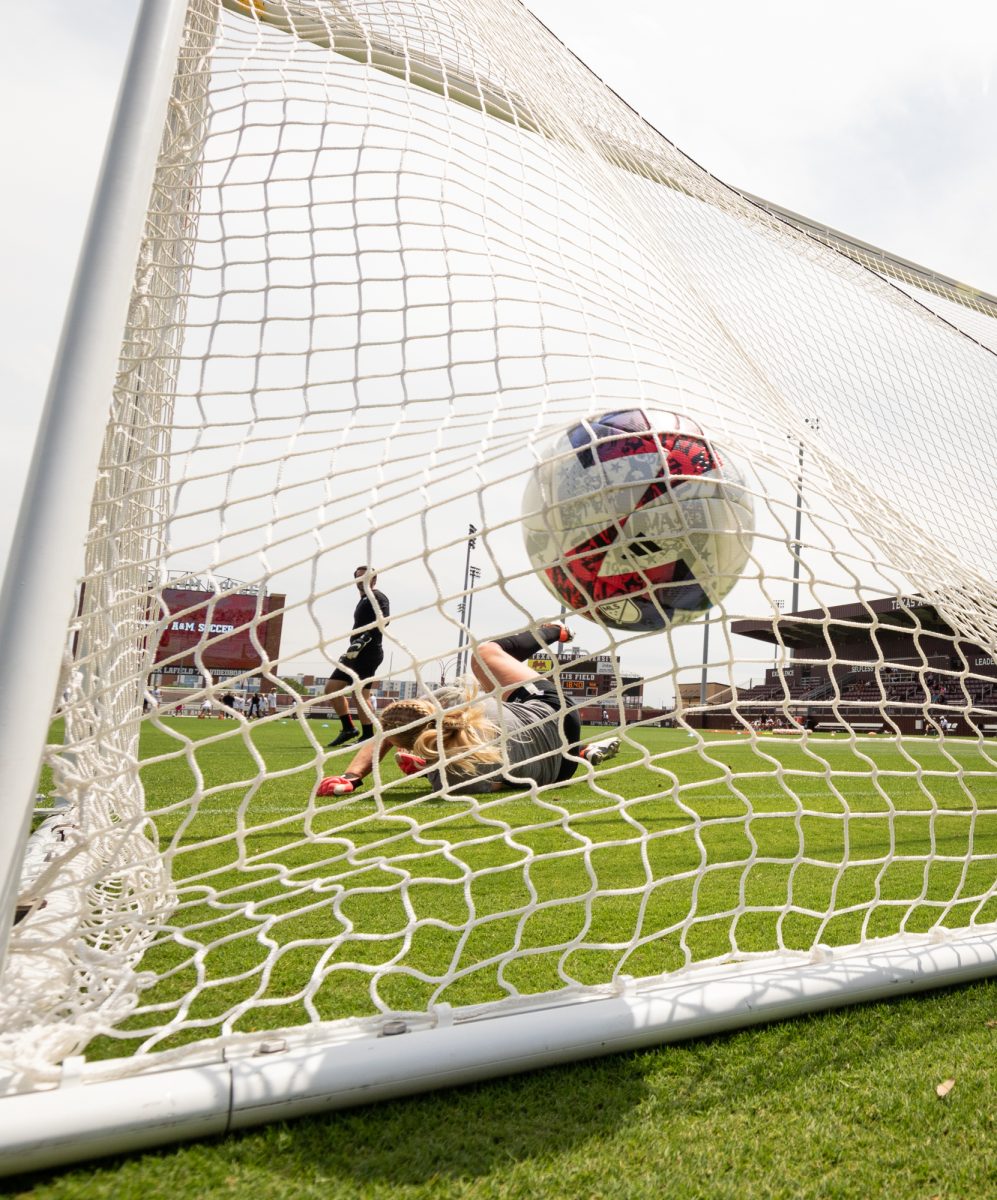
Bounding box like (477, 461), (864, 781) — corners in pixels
(731, 596), (952, 649)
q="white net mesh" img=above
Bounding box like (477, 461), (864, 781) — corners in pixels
(2, 0), (996, 1092)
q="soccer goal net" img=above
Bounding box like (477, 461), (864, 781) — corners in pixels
(2, 0), (997, 1171)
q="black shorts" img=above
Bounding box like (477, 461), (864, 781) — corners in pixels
(328, 643), (384, 687)
(507, 677), (582, 783)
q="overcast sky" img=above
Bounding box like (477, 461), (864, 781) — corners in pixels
(3, 0), (996, 695)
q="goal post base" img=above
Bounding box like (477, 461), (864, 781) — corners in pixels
(4, 926), (997, 1177)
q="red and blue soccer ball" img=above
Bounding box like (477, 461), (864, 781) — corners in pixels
(522, 408), (755, 631)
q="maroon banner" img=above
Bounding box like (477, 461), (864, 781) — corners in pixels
(154, 589), (285, 671)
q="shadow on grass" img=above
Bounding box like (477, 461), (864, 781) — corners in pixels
(7, 1050), (653, 1194)
(265, 1055), (653, 1183)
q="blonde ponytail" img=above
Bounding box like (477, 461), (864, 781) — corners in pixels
(381, 686), (501, 778)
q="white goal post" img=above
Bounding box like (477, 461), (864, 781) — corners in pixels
(2, 0), (997, 1174)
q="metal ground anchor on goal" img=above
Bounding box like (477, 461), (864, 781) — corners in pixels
(379, 1019), (409, 1037)
(255, 1039), (289, 1056)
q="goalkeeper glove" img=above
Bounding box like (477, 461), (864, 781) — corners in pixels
(395, 751), (427, 776)
(317, 772), (362, 796)
(342, 632), (373, 661)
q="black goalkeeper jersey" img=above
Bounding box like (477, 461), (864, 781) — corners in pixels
(352, 588), (389, 645)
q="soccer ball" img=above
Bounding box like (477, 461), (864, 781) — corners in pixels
(521, 407), (754, 631)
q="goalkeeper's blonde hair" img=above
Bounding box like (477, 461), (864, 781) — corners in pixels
(381, 684), (500, 773)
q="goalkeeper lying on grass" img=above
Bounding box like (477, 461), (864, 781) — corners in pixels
(318, 622), (620, 797)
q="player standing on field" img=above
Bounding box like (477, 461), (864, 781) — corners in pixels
(324, 565), (390, 747)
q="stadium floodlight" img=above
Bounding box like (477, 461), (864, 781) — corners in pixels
(465, 564), (483, 649)
(2, 0), (997, 1176)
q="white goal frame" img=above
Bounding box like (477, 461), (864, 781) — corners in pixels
(2, 0), (997, 1175)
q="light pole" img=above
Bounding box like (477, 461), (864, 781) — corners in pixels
(462, 564), (482, 675)
(699, 607), (711, 719)
(791, 417), (820, 615)
(455, 524), (477, 677)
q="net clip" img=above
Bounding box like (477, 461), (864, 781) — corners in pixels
(432, 1002), (454, 1028)
(59, 1056), (86, 1088)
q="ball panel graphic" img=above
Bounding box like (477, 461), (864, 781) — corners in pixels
(522, 407), (754, 631)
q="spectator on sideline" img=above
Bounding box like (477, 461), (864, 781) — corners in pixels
(324, 566), (390, 748)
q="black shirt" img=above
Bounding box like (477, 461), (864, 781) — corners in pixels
(352, 588), (389, 646)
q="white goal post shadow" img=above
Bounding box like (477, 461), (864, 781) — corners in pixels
(2, 0), (997, 1175)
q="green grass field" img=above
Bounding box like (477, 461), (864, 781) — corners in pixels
(52, 716), (997, 1062)
(12, 719), (997, 1197)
